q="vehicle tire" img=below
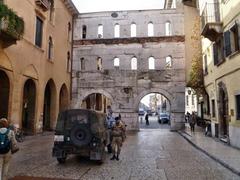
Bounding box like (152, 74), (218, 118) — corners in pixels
(57, 157), (66, 164)
(70, 124), (92, 147)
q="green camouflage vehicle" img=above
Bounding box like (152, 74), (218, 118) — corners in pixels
(52, 109), (108, 164)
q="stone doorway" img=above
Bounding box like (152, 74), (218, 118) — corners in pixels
(218, 82), (229, 138)
(138, 93), (171, 129)
(0, 70), (10, 119)
(43, 80), (56, 130)
(22, 79), (36, 134)
(59, 84), (69, 113)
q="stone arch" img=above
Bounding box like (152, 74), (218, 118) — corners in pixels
(78, 89), (115, 109)
(217, 81), (229, 137)
(43, 79), (57, 130)
(22, 64), (39, 80)
(59, 83), (69, 112)
(21, 79), (36, 134)
(134, 88), (173, 111)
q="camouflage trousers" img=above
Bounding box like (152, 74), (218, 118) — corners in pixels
(111, 136), (123, 155)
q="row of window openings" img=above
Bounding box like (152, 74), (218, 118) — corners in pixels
(79, 56), (172, 70)
(35, 17), (72, 49)
(210, 22), (240, 68)
(186, 95), (195, 106)
(82, 22), (172, 39)
(203, 96), (240, 120)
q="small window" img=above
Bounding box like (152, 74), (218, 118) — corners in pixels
(114, 24), (120, 38)
(186, 95), (189, 106)
(114, 57), (120, 67)
(82, 25), (87, 39)
(48, 36), (53, 60)
(148, 56), (155, 69)
(165, 21), (172, 36)
(97, 57), (102, 70)
(80, 58), (85, 70)
(35, 16), (43, 47)
(166, 56), (172, 68)
(131, 23), (136, 37)
(49, 0), (54, 22)
(98, 24), (103, 38)
(212, 99), (216, 118)
(67, 52), (71, 73)
(192, 94), (195, 106)
(68, 22), (72, 41)
(204, 55), (208, 74)
(230, 23), (240, 53)
(131, 57), (137, 70)
(236, 95), (240, 120)
(148, 22), (154, 37)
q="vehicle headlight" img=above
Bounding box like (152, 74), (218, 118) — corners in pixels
(54, 135), (64, 142)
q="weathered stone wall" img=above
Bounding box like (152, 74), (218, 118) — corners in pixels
(72, 8), (186, 131)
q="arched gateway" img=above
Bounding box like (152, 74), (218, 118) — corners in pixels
(72, 9), (186, 131)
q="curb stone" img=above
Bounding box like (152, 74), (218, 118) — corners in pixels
(178, 131), (240, 177)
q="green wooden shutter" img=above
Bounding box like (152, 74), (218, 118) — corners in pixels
(224, 31), (231, 57)
(213, 43), (218, 65)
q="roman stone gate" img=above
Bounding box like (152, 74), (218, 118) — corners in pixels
(72, 7), (186, 131)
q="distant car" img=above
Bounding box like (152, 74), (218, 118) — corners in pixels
(138, 110), (145, 116)
(158, 113), (170, 124)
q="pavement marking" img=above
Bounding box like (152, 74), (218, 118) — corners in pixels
(10, 176), (74, 180)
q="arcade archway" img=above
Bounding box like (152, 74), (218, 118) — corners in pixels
(43, 79), (56, 130)
(0, 70), (10, 119)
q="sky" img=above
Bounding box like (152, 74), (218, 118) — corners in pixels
(72, 0), (165, 13)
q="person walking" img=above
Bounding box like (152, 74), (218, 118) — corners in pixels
(0, 118), (18, 180)
(189, 112), (196, 132)
(145, 114), (149, 126)
(110, 117), (125, 161)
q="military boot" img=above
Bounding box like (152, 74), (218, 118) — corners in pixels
(116, 154), (119, 161)
(110, 155), (116, 160)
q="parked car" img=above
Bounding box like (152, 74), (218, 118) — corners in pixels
(52, 109), (108, 164)
(158, 113), (170, 124)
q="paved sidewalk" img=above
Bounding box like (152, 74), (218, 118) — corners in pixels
(179, 124), (240, 176)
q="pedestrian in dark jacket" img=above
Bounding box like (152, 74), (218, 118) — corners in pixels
(145, 114), (149, 125)
(189, 112), (196, 132)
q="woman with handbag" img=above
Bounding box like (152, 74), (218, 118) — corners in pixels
(0, 118), (19, 180)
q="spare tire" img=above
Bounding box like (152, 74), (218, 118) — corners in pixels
(70, 124), (92, 147)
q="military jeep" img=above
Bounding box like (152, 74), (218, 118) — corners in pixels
(52, 109), (108, 164)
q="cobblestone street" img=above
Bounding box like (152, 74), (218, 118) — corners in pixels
(8, 130), (239, 180)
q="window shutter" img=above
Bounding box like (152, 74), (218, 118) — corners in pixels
(213, 43), (218, 65)
(224, 31), (231, 57)
(238, 23), (240, 51)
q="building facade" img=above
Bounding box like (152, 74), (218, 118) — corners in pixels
(198, 0), (240, 148)
(0, 0), (78, 133)
(72, 1), (199, 131)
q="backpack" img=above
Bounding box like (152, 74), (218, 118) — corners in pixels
(0, 129), (11, 154)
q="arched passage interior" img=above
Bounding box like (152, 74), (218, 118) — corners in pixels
(81, 93), (112, 113)
(22, 79), (36, 133)
(138, 93), (171, 129)
(0, 70), (10, 119)
(43, 79), (56, 130)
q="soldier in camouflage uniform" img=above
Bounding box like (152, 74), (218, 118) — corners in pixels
(110, 117), (125, 161)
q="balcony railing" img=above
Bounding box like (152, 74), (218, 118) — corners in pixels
(35, 0), (49, 11)
(201, 2), (222, 41)
(0, 3), (24, 47)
